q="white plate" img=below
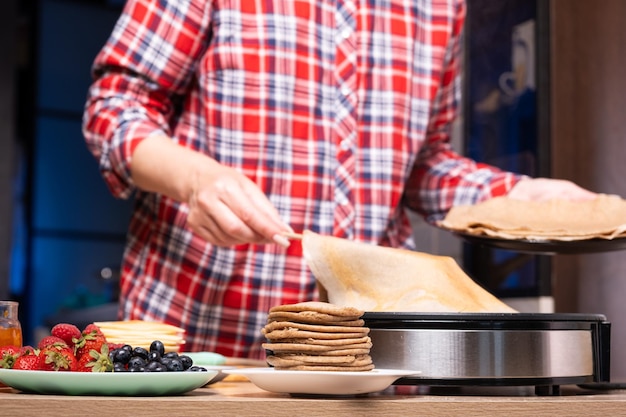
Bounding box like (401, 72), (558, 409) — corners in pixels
(222, 367), (421, 395)
(196, 365), (237, 384)
(0, 369), (217, 396)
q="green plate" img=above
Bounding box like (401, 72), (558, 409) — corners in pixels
(0, 368), (216, 396)
(184, 352), (227, 366)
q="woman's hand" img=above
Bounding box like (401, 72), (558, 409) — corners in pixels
(131, 135), (292, 247)
(508, 177), (597, 201)
(186, 158), (292, 247)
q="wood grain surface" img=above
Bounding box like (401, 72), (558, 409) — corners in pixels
(2, 383), (626, 417)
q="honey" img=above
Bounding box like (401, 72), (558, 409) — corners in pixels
(0, 327), (22, 347)
(0, 301), (22, 348)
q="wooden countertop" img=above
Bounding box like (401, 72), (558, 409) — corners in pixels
(2, 381), (626, 416)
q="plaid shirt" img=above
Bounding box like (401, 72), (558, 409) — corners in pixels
(83, 0), (520, 358)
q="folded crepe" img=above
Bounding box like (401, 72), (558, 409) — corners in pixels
(439, 194), (626, 241)
(301, 230), (515, 313)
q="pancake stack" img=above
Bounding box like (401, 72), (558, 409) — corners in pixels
(261, 301), (374, 371)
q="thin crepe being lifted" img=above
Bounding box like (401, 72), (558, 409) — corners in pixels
(439, 194), (626, 241)
(301, 231), (515, 313)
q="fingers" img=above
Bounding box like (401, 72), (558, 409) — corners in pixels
(188, 201), (264, 247)
(187, 168), (292, 247)
(508, 178), (597, 202)
(236, 176), (294, 236)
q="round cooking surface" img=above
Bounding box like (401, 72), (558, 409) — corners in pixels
(362, 312), (610, 387)
(363, 312), (608, 330)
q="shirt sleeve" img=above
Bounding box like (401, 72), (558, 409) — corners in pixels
(82, 0), (212, 199)
(403, 0), (523, 223)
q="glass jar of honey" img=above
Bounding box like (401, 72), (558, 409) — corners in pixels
(0, 301), (22, 348)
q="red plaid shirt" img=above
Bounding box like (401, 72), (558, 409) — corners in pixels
(83, 0), (520, 358)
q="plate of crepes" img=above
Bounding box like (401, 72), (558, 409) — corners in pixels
(233, 301), (420, 396)
(437, 195), (626, 255)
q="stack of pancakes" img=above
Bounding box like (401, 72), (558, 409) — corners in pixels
(261, 301), (374, 371)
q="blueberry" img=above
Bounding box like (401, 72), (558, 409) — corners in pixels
(179, 355), (193, 370)
(128, 356), (146, 370)
(113, 348), (132, 364)
(164, 351), (179, 360)
(166, 358), (184, 372)
(113, 362), (128, 372)
(148, 350), (161, 363)
(146, 361), (166, 372)
(132, 346), (149, 360)
(149, 340), (165, 356)
(108, 348), (120, 362)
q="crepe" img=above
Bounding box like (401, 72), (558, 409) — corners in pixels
(438, 194), (626, 241)
(301, 231), (515, 313)
(94, 320), (185, 352)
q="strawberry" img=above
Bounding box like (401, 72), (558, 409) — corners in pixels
(76, 352), (94, 372)
(76, 344), (113, 372)
(82, 323), (105, 338)
(107, 343), (125, 351)
(0, 345), (20, 356)
(38, 345), (77, 371)
(37, 335), (68, 350)
(13, 354), (40, 370)
(75, 327), (107, 360)
(51, 323), (82, 348)
(77, 338), (106, 360)
(19, 345), (38, 356)
(0, 345), (20, 369)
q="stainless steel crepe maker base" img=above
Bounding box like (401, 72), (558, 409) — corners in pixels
(363, 313), (610, 396)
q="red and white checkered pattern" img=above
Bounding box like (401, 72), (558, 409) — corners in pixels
(83, 0), (520, 358)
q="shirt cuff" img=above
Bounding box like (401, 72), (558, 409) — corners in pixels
(103, 117), (167, 199)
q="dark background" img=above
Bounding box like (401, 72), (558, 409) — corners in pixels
(8, 0), (130, 345)
(463, 0), (551, 301)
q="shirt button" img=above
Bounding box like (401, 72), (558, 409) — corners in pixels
(340, 28), (351, 39)
(340, 139), (351, 150)
(340, 86), (352, 97)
